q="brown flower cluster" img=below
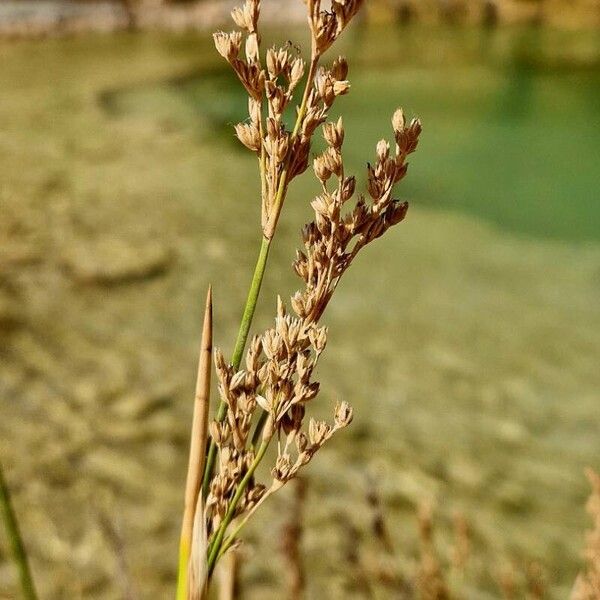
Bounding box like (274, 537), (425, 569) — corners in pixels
(213, 0), (360, 239)
(307, 0), (365, 55)
(205, 107), (421, 553)
(198, 0), (421, 580)
(208, 295), (350, 529)
(294, 110), (421, 322)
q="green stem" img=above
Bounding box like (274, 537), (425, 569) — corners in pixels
(0, 462), (37, 600)
(250, 410), (269, 448)
(216, 483), (278, 563)
(230, 237), (271, 371)
(206, 439), (271, 576)
(201, 237), (271, 498)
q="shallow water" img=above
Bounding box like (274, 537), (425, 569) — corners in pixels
(1, 25), (599, 599)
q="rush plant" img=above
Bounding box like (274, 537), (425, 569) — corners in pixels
(176, 0), (422, 596)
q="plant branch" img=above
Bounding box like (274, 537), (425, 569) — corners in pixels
(206, 437), (272, 576)
(201, 237), (271, 498)
(263, 55), (319, 240)
(216, 481), (282, 562)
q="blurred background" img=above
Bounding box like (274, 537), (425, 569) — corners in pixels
(1, 0), (599, 598)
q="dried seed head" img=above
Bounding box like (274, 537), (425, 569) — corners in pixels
(322, 117), (344, 149)
(229, 370), (247, 392)
(333, 80), (350, 97)
(289, 58), (305, 90)
(322, 147), (342, 178)
(266, 46), (289, 78)
(392, 107), (405, 132)
(272, 454), (293, 482)
(265, 80), (287, 115)
(393, 111), (422, 157)
(245, 33), (260, 63)
(205, 0), (418, 550)
(209, 421), (229, 447)
(296, 431), (308, 453)
(310, 0), (364, 54)
(235, 122), (261, 152)
(231, 0), (260, 33)
(291, 404), (305, 427)
(245, 484), (266, 508)
(334, 401), (353, 428)
(213, 31), (243, 62)
(291, 291), (307, 317)
(309, 326), (327, 354)
(314, 68), (337, 106)
(233, 60), (265, 101)
(313, 155), (332, 184)
(308, 418), (331, 446)
(266, 116), (279, 140)
(214, 347), (229, 376)
(248, 97), (261, 125)
(376, 139), (390, 161)
(332, 56), (349, 80)
(341, 176), (356, 201)
(262, 329), (281, 360)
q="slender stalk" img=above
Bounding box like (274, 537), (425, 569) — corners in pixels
(230, 238), (271, 371)
(250, 410), (269, 448)
(218, 550), (239, 600)
(0, 462), (37, 600)
(177, 286), (213, 600)
(201, 237), (271, 498)
(216, 483), (279, 562)
(206, 438), (271, 576)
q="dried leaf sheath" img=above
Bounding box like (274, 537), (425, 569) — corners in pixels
(177, 286), (213, 600)
(189, 495), (209, 600)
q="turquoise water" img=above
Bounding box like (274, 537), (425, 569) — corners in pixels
(163, 25), (600, 242)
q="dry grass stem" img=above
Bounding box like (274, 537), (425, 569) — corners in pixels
(497, 565), (518, 600)
(189, 495), (209, 600)
(97, 511), (138, 600)
(280, 478), (306, 599)
(367, 475), (394, 555)
(416, 504), (451, 600)
(218, 550), (240, 600)
(178, 285), (213, 600)
(450, 513), (470, 573)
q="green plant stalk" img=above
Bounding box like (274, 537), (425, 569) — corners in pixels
(250, 410), (269, 448)
(215, 483), (277, 562)
(201, 237), (271, 498)
(0, 462), (38, 600)
(206, 438), (271, 576)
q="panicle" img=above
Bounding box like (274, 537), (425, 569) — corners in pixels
(203, 0), (421, 572)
